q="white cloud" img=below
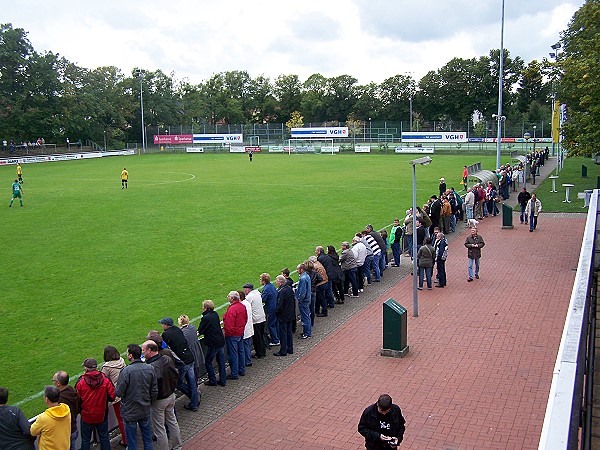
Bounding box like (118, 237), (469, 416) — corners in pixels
(2, 0), (583, 85)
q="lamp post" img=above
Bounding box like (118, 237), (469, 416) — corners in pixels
(532, 125), (537, 155)
(495, 0), (506, 170)
(103, 130), (107, 151)
(369, 117), (372, 143)
(549, 42), (561, 158)
(135, 70), (146, 154)
(524, 131), (531, 190)
(410, 156), (432, 318)
(409, 97), (413, 131)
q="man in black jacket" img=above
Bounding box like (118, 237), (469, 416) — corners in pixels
(142, 340), (182, 450)
(358, 394), (406, 449)
(197, 300), (227, 386)
(273, 275), (296, 356)
(159, 317), (199, 412)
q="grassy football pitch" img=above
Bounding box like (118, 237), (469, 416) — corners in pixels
(1, 152), (496, 416)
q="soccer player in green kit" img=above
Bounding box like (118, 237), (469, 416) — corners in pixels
(9, 179), (23, 207)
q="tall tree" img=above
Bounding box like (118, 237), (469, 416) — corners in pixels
(558, 0), (600, 156)
(273, 74), (302, 123)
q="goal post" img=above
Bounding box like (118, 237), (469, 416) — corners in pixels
(286, 138), (338, 155)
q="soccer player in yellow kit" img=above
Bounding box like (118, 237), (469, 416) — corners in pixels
(16, 163), (23, 184)
(121, 168), (128, 189)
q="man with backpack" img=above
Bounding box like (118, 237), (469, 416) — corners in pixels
(142, 340), (182, 450)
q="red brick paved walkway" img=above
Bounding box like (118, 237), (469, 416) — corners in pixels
(185, 213), (585, 449)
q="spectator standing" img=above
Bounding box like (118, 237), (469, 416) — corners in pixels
(310, 255), (331, 314)
(439, 177), (447, 197)
(178, 315), (205, 384)
(366, 224), (387, 276)
(197, 300), (227, 386)
(273, 275), (296, 356)
(428, 196), (442, 236)
(159, 317), (199, 412)
(517, 187), (532, 224)
(316, 246), (340, 308)
(358, 394), (406, 450)
(52, 371), (80, 450)
(526, 193), (542, 232)
(75, 358), (115, 450)
(30, 386), (71, 450)
(464, 188), (475, 221)
(239, 291), (255, 367)
(141, 340), (182, 450)
(0, 386), (36, 450)
(434, 231), (448, 288)
(243, 283), (267, 358)
(416, 237), (435, 290)
(390, 218), (402, 267)
(465, 227), (485, 282)
(223, 291), (248, 379)
(295, 263), (312, 339)
(260, 273), (279, 347)
(340, 241), (359, 297)
(326, 245), (345, 304)
(115, 344), (158, 450)
(100, 346), (127, 447)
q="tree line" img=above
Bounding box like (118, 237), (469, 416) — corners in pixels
(1, 8), (595, 155)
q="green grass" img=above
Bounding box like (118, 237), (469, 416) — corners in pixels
(0, 152), (499, 416)
(534, 157), (600, 212)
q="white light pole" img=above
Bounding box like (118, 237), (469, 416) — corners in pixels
(495, 0), (505, 170)
(410, 156), (432, 318)
(135, 70), (146, 154)
(523, 131), (531, 190)
(103, 130), (107, 150)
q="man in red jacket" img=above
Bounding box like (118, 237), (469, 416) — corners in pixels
(222, 290), (248, 380)
(75, 358), (115, 450)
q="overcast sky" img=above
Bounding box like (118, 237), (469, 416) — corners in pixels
(3, 0), (583, 85)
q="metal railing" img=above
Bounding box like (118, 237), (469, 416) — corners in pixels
(538, 189), (599, 449)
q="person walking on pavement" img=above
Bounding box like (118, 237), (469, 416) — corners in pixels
(526, 193), (542, 232)
(517, 187), (532, 225)
(464, 227), (485, 282)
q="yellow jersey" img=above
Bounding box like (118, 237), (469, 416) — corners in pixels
(121, 169), (128, 180)
(17, 164), (22, 175)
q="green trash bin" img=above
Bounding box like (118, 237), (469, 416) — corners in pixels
(381, 298), (409, 358)
(502, 203), (514, 229)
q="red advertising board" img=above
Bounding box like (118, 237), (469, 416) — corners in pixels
(244, 146), (262, 153)
(153, 134), (193, 145)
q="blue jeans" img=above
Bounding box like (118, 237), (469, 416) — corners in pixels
(225, 335), (245, 378)
(244, 337), (253, 366)
(316, 283), (328, 315)
(265, 306), (279, 344)
(363, 255), (373, 283)
(124, 415), (153, 450)
(204, 345), (226, 385)
(436, 259), (447, 286)
(468, 258), (480, 279)
(372, 253), (382, 281)
(520, 205), (528, 223)
(176, 362), (199, 409)
(343, 268), (358, 296)
(298, 300), (311, 336)
(70, 430), (78, 450)
(80, 416), (110, 450)
(310, 292), (316, 325)
(466, 205), (474, 220)
(278, 320), (294, 355)
(379, 250), (386, 274)
(391, 242), (400, 265)
(530, 215), (538, 230)
(406, 234), (413, 258)
(326, 281), (336, 308)
(418, 266), (433, 289)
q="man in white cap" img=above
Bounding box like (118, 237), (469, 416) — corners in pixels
(439, 177), (447, 197)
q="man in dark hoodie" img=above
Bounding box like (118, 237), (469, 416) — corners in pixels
(52, 371), (80, 450)
(0, 386), (36, 450)
(75, 358), (115, 450)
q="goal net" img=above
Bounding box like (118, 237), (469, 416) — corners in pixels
(286, 138), (338, 155)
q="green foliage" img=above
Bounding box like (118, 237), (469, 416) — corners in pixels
(558, 0), (600, 157)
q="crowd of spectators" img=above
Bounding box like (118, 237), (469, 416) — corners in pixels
(2, 138), (46, 153)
